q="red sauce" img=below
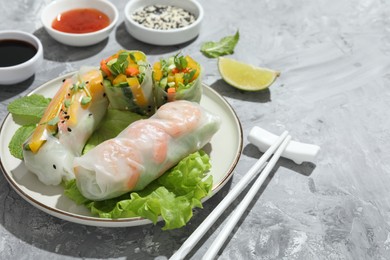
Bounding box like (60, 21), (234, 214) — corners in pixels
(52, 8), (110, 34)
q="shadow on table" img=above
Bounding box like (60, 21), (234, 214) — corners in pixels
(182, 146), (316, 259)
(0, 171), (233, 259)
(1, 152), (314, 259)
(209, 79), (271, 103)
(115, 22), (196, 56)
(33, 28), (107, 62)
(0, 76), (35, 102)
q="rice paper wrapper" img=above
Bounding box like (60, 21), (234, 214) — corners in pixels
(104, 65), (155, 116)
(154, 71), (203, 109)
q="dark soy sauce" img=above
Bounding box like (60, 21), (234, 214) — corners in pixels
(0, 40), (37, 67)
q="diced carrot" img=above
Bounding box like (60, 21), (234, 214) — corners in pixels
(28, 79), (72, 153)
(172, 68), (179, 74)
(167, 87), (176, 93)
(167, 87), (176, 102)
(100, 59), (111, 77)
(125, 65), (139, 76)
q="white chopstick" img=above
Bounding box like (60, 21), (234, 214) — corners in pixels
(202, 135), (292, 260)
(169, 131), (290, 260)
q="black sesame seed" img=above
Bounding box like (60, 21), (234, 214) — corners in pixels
(62, 79), (65, 82)
(67, 127), (72, 132)
(53, 164), (56, 169)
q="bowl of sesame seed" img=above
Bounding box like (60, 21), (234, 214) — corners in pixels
(124, 0), (203, 46)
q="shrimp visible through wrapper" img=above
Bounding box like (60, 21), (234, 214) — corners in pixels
(73, 100), (221, 201)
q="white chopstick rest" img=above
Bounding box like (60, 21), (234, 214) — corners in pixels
(248, 126), (320, 164)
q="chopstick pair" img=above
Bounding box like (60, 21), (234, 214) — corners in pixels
(170, 131), (291, 260)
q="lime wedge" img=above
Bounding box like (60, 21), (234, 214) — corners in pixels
(218, 57), (280, 91)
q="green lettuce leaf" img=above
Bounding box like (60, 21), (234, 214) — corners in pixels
(83, 109), (147, 154)
(200, 31), (240, 58)
(7, 94), (51, 125)
(64, 150), (213, 230)
(8, 125), (36, 159)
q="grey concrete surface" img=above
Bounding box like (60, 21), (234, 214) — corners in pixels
(1, 0), (390, 259)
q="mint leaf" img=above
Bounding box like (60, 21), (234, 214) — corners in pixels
(200, 31), (240, 58)
(82, 109), (146, 154)
(7, 94), (51, 124)
(8, 125), (36, 159)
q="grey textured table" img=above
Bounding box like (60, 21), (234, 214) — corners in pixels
(1, 0), (390, 259)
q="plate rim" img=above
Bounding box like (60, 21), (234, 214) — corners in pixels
(0, 73), (243, 227)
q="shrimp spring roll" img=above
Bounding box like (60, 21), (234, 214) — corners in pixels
(153, 54), (202, 108)
(73, 100), (220, 201)
(100, 50), (155, 116)
(23, 67), (109, 185)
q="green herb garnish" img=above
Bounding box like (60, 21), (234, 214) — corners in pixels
(174, 54), (188, 70)
(81, 96), (92, 106)
(8, 124), (36, 159)
(200, 31), (240, 58)
(7, 94), (51, 124)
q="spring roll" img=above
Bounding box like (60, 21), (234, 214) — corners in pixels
(100, 50), (155, 116)
(153, 54), (202, 108)
(23, 67), (109, 185)
(73, 100), (220, 201)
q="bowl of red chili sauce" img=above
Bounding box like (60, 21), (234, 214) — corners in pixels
(41, 0), (119, 47)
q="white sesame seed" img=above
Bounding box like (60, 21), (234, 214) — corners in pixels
(131, 5), (196, 30)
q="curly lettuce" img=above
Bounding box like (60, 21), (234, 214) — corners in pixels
(64, 150), (213, 230)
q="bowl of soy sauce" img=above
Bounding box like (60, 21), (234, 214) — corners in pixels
(0, 30), (43, 85)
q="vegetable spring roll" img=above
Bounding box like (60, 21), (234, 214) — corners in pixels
(100, 50), (155, 116)
(153, 54), (202, 108)
(73, 100), (220, 201)
(23, 67), (109, 185)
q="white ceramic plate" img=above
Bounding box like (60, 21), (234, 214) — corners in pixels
(0, 73), (242, 227)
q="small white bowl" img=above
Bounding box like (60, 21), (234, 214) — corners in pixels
(0, 30), (43, 85)
(124, 0), (204, 46)
(41, 0), (119, 47)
